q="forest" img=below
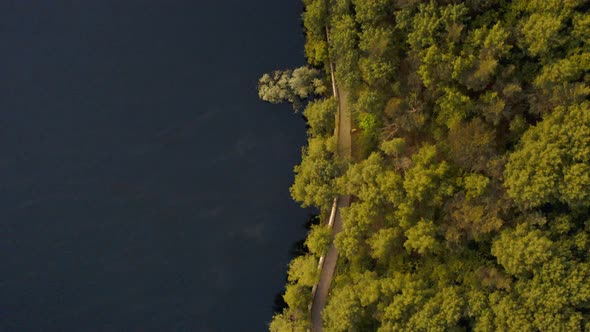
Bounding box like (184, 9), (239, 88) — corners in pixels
(260, 0), (590, 331)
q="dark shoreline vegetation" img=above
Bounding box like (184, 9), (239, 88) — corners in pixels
(272, 213), (321, 315)
(260, 0), (590, 331)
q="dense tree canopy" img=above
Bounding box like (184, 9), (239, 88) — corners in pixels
(505, 103), (590, 209)
(258, 66), (326, 110)
(268, 0), (590, 331)
(290, 136), (342, 208)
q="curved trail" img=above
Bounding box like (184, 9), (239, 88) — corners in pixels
(310, 84), (351, 331)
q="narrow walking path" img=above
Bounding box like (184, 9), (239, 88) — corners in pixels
(310, 84), (351, 331)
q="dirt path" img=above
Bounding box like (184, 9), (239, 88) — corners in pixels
(335, 88), (351, 158)
(310, 84), (351, 331)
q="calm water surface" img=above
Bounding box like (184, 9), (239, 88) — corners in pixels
(0, 1), (308, 331)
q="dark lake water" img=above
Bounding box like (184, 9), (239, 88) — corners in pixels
(0, 1), (309, 331)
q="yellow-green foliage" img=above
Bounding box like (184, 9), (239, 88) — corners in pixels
(290, 136), (342, 208)
(303, 97), (337, 137)
(270, 0), (590, 330)
(288, 254), (319, 287)
(305, 224), (333, 256)
(463, 173), (489, 200)
(302, 0), (329, 65)
(505, 103), (590, 209)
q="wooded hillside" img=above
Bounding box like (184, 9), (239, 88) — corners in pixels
(265, 1), (590, 331)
